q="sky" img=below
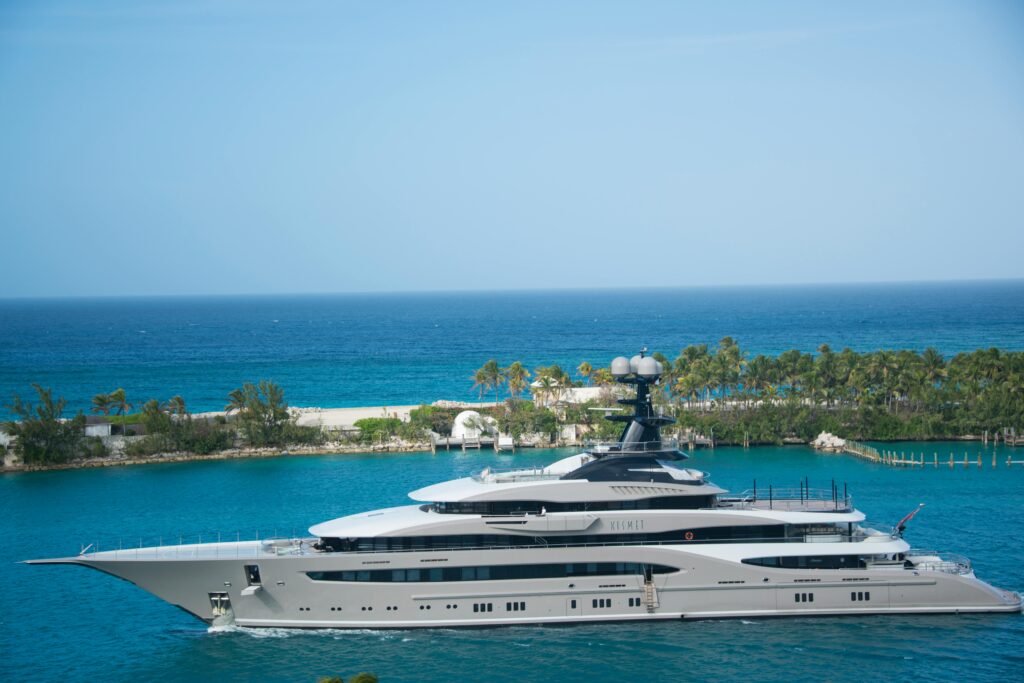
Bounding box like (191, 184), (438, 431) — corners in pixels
(1, 0), (1023, 298)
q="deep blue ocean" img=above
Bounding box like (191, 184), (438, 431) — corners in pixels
(1, 281), (1023, 417)
(2, 282), (1024, 682)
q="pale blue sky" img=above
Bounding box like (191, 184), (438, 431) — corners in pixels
(1, 1), (1022, 297)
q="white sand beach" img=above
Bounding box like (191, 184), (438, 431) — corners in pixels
(193, 401), (502, 430)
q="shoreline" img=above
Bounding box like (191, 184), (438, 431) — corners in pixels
(1, 442), (438, 473)
(1, 432), (1000, 475)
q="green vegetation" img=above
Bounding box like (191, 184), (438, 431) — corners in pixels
(5, 380), (324, 465)
(4, 342), (1019, 466)
(407, 405), (457, 434)
(495, 400), (558, 439)
(4, 384), (107, 464)
(473, 342), (1024, 445)
(225, 380), (324, 447)
(316, 675), (378, 683)
(125, 396), (234, 457)
(352, 416), (426, 444)
(661, 340), (1023, 443)
(348, 674), (379, 683)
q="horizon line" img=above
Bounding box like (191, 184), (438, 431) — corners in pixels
(1, 276), (1022, 303)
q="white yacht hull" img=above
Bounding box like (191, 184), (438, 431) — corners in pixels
(32, 542), (1022, 628)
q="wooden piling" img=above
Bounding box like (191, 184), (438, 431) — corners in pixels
(933, 452), (938, 467)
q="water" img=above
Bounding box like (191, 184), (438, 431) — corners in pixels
(1, 280), (1023, 418)
(3, 443), (1023, 682)
(3, 281), (1024, 681)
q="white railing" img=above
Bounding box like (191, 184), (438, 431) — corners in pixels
(75, 532), (314, 561)
(720, 488), (854, 513)
(907, 549), (973, 575)
(472, 467), (562, 483)
(588, 438), (680, 453)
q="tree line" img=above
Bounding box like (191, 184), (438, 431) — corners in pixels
(4, 340), (1020, 465)
(471, 339), (1024, 442)
(3, 380), (324, 465)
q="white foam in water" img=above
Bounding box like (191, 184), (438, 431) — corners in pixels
(208, 624), (409, 641)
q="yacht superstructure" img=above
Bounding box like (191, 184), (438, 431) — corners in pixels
(29, 351), (1022, 627)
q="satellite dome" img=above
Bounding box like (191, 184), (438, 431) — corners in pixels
(638, 356), (661, 378)
(629, 355), (642, 373)
(610, 356), (631, 377)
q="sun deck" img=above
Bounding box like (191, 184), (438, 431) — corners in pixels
(718, 488), (854, 513)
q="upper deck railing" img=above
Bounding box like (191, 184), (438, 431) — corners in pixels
(73, 523), (899, 561)
(720, 488), (854, 513)
(472, 467), (564, 483)
(588, 438), (680, 454)
(906, 549), (972, 575)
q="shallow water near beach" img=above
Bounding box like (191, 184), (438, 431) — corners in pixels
(3, 443), (1023, 683)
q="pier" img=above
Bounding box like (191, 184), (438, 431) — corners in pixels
(834, 436), (1024, 468)
(875, 449), (1024, 468)
(841, 440), (881, 462)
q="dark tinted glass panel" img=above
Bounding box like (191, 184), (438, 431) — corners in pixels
(742, 555), (865, 569)
(319, 524), (790, 553)
(307, 562), (676, 582)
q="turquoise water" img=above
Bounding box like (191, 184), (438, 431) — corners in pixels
(3, 281), (1024, 418)
(3, 443), (1023, 682)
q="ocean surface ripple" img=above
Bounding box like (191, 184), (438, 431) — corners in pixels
(1, 281), (1022, 417)
(3, 445), (1023, 682)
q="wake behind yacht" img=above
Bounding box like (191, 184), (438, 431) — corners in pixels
(29, 351), (1022, 627)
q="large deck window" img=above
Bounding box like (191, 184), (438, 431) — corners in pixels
(430, 496), (716, 515)
(319, 524), (789, 553)
(743, 555), (864, 569)
(306, 562), (677, 583)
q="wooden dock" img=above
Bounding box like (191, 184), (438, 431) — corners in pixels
(841, 440), (881, 462)
(837, 439), (1024, 468)
(1002, 427), (1023, 446)
(877, 448), (1024, 468)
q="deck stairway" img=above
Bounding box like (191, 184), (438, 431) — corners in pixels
(643, 579), (659, 612)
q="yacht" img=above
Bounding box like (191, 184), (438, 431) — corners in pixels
(29, 351), (1022, 627)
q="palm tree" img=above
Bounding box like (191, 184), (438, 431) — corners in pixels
(471, 367), (490, 401)
(814, 344), (838, 406)
(166, 395), (187, 417)
(533, 365), (568, 406)
(225, 388), (247, 415)
(745, 355), (774, 404)
(576, 362), (593, 386)
(108, 388), (132, 435)
(91, 392), (113, 416)
(776, 349), (803, 397)
(865, 350), (899, 411)
(141, 398), (163, 418)
(504, 361), (531, 402)
(921, 347), (947, 384)
(591, 367), (613, 387)
(480, 359), (504, 403)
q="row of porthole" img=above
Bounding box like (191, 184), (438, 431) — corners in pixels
(418, 605), (432, 610)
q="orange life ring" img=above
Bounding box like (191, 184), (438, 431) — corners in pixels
(684, 531), (694, 541)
